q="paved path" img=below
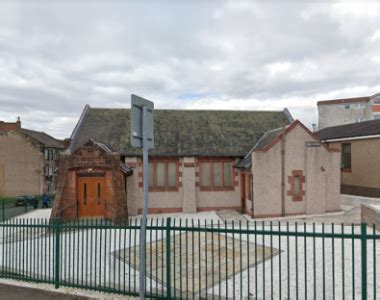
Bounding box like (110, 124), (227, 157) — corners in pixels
(0, 283), (92, 300)
(216, 210), (248, 223)
(257, 194), (380, 224)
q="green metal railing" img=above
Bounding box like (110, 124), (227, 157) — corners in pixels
(0, 218), (378, 299)
(0, 197), (47, 221)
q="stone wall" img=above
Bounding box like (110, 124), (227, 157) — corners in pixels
(51, 141), (128, 222)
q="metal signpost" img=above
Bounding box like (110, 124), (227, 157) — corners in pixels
(130, 94), (154, 299)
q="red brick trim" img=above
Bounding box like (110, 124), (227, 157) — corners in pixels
(287, 170), (305, 202)
(140, 158), (180, 192)
(196, 206), (241, 212)
(195, 171), (199, 177)
(184, 162), (195, 167)
(137, 207), (182, 214)
(138, 172), (143, 177)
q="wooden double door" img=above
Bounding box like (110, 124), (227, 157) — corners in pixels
(77, 176), (106, 217)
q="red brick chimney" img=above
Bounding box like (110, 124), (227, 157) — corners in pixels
(0, 117), (22, 132)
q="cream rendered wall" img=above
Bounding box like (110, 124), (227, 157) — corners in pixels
(0, 131), (44, 197)
(195, 158), (241, 210)
(283, 126), (308, 215)
(126, 156), (241, 215)
(252, 143), (282, 217)
(182, 157), (196, 213)
(252, 124), (340, 217)
(127, 157), (184, 214)
(125, 157), (139, 216)
(324, 151), (341, 212)
(305, 146), (326, 214)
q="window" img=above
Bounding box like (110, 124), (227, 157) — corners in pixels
(97, 183), (101, 205)
(83, 183), (87, 205)
(344, 104), (350, 110)
(353, 103), (365, 110)
(199, 159), (234, 191)
(287, 170), (304, 201)
(294, 176), (300, 196)
(148, 159), (179, 191)
(341, 143), (352, 171)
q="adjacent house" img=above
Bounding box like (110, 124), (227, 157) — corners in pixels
(318, 119), (380, 198)
(0, 118), (65, 197)
(317, 93), (380, 129)
(52, 104), (341, 222)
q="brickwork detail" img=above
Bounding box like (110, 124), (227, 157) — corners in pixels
(51, 140), (128, 223)
(287, 170), (305, 202)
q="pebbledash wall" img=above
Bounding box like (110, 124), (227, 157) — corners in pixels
(51, 141), (128, 222)
(125, 157), (241, 216)
(252, 123), (341, 218)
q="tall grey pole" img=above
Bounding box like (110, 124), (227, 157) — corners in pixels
(139, 105), (149, 299)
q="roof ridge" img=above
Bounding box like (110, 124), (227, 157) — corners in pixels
(89, 107), (286, 113)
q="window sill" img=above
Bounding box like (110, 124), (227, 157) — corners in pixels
(341, 168), (352, 173)
(199, 187), (235, 192)
(148, 188), (179, 192)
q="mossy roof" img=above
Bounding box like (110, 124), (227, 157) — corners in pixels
(21, 128), (64, 149)
(70, 106), (292, 157)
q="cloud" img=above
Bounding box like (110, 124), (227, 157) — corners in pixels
(0, 0), (379, 138)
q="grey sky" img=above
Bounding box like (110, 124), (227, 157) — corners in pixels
(1, 1), (380, 138)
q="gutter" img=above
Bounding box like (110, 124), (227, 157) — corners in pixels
(321, 134), (380, 143)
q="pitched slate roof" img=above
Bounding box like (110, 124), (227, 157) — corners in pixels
(317, 119), (380, 141)
(70, 106), (292, 157)
(235, 120), (331, 170)
(21, 128), (65, 149)
(235, 127), (286, 169)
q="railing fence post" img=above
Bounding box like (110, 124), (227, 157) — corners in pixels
(2, 199), (4, 221)
(166, 217), (172, 299)
(55, 218), (61, 289)
(361, 223), (367, 300)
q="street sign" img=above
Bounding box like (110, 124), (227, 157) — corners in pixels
(131, 94), (154, 149)
(130, 94), (154, 300)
